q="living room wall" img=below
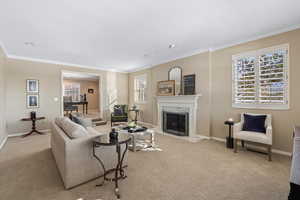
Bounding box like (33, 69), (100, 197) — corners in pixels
(129, 51), (211, 137)
(5, 58), (128, 135)
(0, 46), (7, 147)
(210, 28), (300, 153)
(129, 28), (300, 153)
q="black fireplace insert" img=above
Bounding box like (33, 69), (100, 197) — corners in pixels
(163, 111), (189, 136)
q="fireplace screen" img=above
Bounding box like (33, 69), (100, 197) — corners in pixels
(163, 111), (189, 136)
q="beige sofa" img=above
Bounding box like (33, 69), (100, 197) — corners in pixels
(51, 118), (125, 189)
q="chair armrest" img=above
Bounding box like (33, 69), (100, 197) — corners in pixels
(266, 126), (272, 143)
(233, 122), (242, 137)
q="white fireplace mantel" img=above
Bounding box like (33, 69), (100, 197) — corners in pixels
(156, 94), (202, 142)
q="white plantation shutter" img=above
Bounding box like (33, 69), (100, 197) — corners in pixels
(232, 44), (289, 109)
(233, 56), (256, 104)
(258, 47), (288, 104)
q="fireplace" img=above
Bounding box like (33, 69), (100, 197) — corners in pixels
(163, 111), (189, 136)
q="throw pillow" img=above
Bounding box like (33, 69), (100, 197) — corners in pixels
(71, 115), (92, 128)
(114, 106), (124, 116)
(61, 118), (88, 139)
(77, 117), (93, 128)
(242, 114), (267, 133)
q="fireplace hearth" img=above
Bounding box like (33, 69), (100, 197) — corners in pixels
(163, 111), (189, 136)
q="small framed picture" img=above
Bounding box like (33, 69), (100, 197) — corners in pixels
(88, 88), (94, 94)
(27, 79), (39, 93)
(157, 80), (175, 96)
(27, 94), (39, 108)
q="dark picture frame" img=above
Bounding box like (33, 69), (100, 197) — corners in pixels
(183, 74), (196, 95)
(27, 94), (39, 108)
(26, 79), (39, 93)
(88, 88), (94, 94)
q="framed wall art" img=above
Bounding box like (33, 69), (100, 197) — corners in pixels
(27, 79), (39, 93)
(157, 80), (175, 96)
(27, 94), (39, 109)
(88, 88), (94, 94)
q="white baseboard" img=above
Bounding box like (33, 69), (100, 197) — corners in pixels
(0, 136), (8, 151)
(210, 136), (292, 157)
(198, 135), (211, 140)
(8, 129), (51, 137)
(270, 149), (292, 156)
(135, 121), (292, 156)
(210, 137), (226, 142)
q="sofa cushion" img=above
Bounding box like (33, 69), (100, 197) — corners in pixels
(55, 117), (68, 129)
(235, 130), (271, 145)
(71, 115), (93, 128)
(61, 118), (88, 139)
(242, 114), (267, 133)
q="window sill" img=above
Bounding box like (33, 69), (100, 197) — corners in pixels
(232, 104), (290, 110)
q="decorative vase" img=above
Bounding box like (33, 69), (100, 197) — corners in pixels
(109, 128), (118, 143)
(30, 111), (36, 120)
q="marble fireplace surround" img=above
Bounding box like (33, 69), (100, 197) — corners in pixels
(156, 94), (202, 142)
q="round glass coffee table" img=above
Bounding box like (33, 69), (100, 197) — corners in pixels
(93, 133), (131, 199)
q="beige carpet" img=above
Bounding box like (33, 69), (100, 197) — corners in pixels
(0, 130), (291, 200)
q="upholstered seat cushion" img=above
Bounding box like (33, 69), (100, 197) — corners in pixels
(235, 131), (271, 145)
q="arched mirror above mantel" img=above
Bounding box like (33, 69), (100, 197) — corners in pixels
(168, 66), (182, 95)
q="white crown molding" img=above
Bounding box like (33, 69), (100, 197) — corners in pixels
(129, 24), (300, 73)
(0, 40), (9, 57)
(1, 24), (300, 73)
(0, 135), (8, 151)
(126, 48), (209, 73)
(210, 24), (300, 52)
(7, 54), (129, 73)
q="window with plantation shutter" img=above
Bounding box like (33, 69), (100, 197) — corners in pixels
(134, 74), (147, 103)
(233, 56), (256, 104)
(232, 44), (289, 109)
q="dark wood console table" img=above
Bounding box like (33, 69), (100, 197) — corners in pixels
(21, 117), (46, 137)
(64, 101), (88, 114)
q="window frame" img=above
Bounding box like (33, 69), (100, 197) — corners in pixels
(134, 74), (147, 104)
(232, 44), (289, 110)
(63, 82), (81, 102)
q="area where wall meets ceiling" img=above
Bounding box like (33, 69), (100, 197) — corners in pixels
(0, 0), (300, 72)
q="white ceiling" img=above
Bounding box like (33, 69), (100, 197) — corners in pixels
(0, 0), (299, 72)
